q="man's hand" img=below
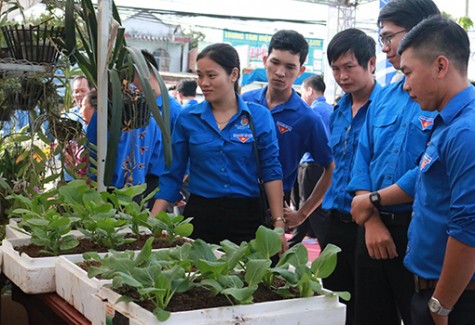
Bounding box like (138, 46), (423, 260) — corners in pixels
(351, 193), (376, 225)
(364, 215), (398, 259)
(430, 313), (448, 325)
(283, 207), (306, 228)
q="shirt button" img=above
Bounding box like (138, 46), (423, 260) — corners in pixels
(221, 168), (225, 172)
(224, 184), (229, 188)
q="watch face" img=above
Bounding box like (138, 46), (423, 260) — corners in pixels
(428, 298), (440, 313)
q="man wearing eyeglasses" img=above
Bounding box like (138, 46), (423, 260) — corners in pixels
(347, 0), (440, 324)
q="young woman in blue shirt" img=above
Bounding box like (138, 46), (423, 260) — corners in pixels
(151, 43), (286, 249)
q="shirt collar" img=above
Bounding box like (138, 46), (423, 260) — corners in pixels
(189, 93), (251, 116)
(438, 85), (475, 124)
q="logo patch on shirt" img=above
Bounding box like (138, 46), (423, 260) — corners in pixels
(419, 116), (434, 130)
(234, 133), (252, 143)
(420, 153), (432, 170)
(241, 116), (249, 126)
(277, 121), (292, 134)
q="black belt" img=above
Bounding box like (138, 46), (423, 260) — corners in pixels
(379, 211), (412, 226)
(414, 275), (475, 293)
(329, 210), (354, 223)
(300, 162), (318, 167)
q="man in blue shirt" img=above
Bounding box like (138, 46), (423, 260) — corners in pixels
(176, 78), (199, 109)
(348, 1), (441, 324)
(242, 29), (334, 225)
(398, 16), (475, 325)
(318, 28), (380, 325)
(288, 75), (332, 248)
(87, 51), (181, 194)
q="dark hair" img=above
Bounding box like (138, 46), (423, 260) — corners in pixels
(377, 0), (440, 31)
(197, 43), (240, 92)
(398, 16), (470, 76)
(268, 30), (309, 66)
(72, 75), (93, 90)
(141, 50), (159, 70)
(302, 75), (326, 94)
(176, 79), (198, 97)
(84, 90), (97, 109)
(327, 28), (376, 72)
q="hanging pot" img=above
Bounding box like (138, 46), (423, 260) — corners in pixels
(1, 24), (64, 64)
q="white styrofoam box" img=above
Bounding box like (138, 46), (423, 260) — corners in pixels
(1, 237), (84, 294)
(99, 286), (346, 325)
(5, 219), (31, 240)
(55, 254), (111, 323)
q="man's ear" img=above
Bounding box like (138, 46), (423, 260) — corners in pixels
(299, 65), (306, 76)
(435, 55), (449, 78)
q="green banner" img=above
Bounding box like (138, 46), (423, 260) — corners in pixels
(223, 29), (324, 73)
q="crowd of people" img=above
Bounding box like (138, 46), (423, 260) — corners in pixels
(56, 0), (475, 324)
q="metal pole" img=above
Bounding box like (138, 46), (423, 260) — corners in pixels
(96, 0), (111, 191)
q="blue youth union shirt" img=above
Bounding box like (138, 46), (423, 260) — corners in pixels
(156, 95), (282, 203)
(347, 77), (437, 212)
(242, 87), (333, 192)
(322, 82), (381, 213)
(300, 96), (333, 164)
(405, 86), (475, 280)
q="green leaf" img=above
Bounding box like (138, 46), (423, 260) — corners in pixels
(252, 226), (282, 259)
(244, 259), (271, 287)
(311, 243), (341, 279)
(174, 223), (193, 237)
(152, 307), (171, 322)
(222, 286), (256, 305)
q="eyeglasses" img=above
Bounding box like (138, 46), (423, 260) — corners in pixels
(378, 30), (406, 47)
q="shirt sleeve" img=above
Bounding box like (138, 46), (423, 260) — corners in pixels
(257, 110), (282, 182)
(308, 113), (333, 168)
(146, 119), (163, 178)
(347, 109), (373, 193)
(446, 127), (475, 247)
(155, 117), (189, 203)
(396, 166), (418, 197)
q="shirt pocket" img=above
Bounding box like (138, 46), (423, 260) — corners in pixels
(189, 133), (220, 157)
(229, 132), (255, 161)
(373, 114), (398, 153)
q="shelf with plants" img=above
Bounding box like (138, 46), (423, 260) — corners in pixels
(1, 180), (194, 294)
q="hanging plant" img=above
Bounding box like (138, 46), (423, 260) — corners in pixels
(1, 24), (64, 64)
(2, 77), (45, 111)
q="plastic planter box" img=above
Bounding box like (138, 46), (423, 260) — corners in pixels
(1, 237), (83, 294)
(98, 286), (346, 325)
(55, 254), (110, 323)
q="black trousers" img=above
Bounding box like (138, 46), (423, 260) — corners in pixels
(354, 223), (414, 325)
(288, 163), (327, 247)
(411, 288), (475, 325)
(321, 213), (358, 325)
(183, 194), (265, 245)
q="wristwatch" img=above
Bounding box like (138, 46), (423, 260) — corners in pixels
(428, 296), (452, 316)
(369, 191), (381, 208)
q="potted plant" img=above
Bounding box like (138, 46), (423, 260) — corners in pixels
(65, 227), (347, 324)
(1, 179), (194, 294)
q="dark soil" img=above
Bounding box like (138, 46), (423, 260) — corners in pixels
(14, 234), (190, 258)
(117, 284), (286, 313)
